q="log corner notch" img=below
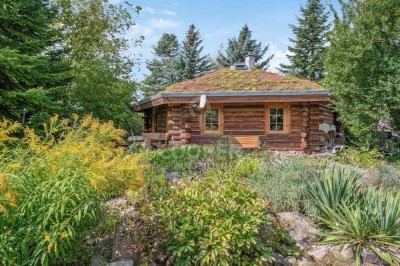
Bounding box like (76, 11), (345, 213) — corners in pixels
(166, 104), (191, 146)
(300, 102), (311, 154)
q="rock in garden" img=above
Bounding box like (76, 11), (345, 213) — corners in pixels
(277, 212), (320, 250)
(307, 246), (330, 261)
(339, 244), (354, 261)
(166, 172), (181, 181)
(273, 253), (291, 266)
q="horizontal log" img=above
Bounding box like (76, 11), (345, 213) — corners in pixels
(180, 133), (191, 139)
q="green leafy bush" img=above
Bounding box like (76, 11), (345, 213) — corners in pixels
(152, 174), (274, 265)
(335, 148), (384, 168)
(210, 138), (243, 167)
(310, 166), (400, 265)
(149, 145), (208, 175)
(375, 165), (400, 188)
(0, 116), (147, 265)
(233, 156), (261, 178)
(249, 157), (323, 217)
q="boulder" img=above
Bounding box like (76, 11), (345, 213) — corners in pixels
(307, 246), (330, 261)
(339, 244), (354, 261)
(277, 212), (320, 250)
(166, 172), (181, 182)
(273, 253), (291, 266)
(109, 260), (134, 266)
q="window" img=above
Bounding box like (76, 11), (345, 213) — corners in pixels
(266, 105), (289, 134)
(270, 108), (284, 131)
(202, 106), (223, 135)
(205, 109), (219, 131)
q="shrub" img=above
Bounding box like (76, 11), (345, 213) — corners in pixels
(149, 145), (208, 175)
(335, 147), (384, 168)
(249, 157), (322, 217)
(233, 156), (261, 178)
(376, 164), (400, 188)
(0, 115), (148, 264)
(210, 138), (243, 167)
(152, 174), (274, 265)
(310, 166), (400, 265)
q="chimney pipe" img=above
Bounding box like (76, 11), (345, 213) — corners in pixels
(245, 52), (255, 69)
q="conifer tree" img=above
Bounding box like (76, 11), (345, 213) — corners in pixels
(0, 0), (68, 125)
(216, 24), (274, 69)
(181, 24), (212, 80)
(279, 0), (329, 81)
(142, 33), (183, 96)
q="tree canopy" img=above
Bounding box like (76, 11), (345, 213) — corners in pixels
(142, 25), (211, 96)
(279, 0), (330, 81)
(215, 24), (274, 69)
(0, 0), (68, 127)
(325, 0), (400, 146)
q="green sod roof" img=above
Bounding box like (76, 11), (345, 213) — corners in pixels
(165, 68), (322, 92)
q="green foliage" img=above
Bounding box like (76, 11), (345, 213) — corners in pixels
(308, 165), (361, 215)
(152, 174), (274, 265)
(148, 145), (208, 175)
(55, 0), (142, 133)
(142, 33), (183, 96)
(249, 157), (323, 217)
(209, 138), (244, 167)
(375, 164), (400, 188)
(233, 157), (261, 178)
(310, 166), (400, 265)
(0, 170), (100, 265)
(279, 0), (330, 81)
(0, 0), (69, 125)
(335, 148), (384, 168)
(325, 0), (400, 146)
(216, 24), (274, 70)
(181, 24), (213, 80)
(0, 115), (147, 264)
(143, 25), (212, 96)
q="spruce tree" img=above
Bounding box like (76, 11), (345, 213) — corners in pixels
(142, 33), (183, 96)
(279, 0), (329, 81)
(216, 24), (274, 69)
(0, 0), (68, 126)
(181, 24), (212, 80)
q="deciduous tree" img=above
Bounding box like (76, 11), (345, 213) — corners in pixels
(325, 0), (400, 146)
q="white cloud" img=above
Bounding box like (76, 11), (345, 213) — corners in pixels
(266, 42), (289, 73)
(149, 18), (181, 29)
(143, 6), (155, 14)
(160, 10), (177, 16)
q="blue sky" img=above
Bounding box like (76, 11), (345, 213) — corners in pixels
(121, 0), (339, 81)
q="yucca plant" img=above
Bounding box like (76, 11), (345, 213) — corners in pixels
(317, 195), (400, 265)
(310, 166), (400, 265)
(308, 165), (362, 215)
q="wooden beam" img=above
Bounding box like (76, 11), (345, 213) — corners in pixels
(142, 133), (167, 141)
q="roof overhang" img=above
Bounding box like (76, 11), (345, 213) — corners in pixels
(132, 90), (331, 112)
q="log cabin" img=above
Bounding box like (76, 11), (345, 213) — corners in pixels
(132, 54), (336, 154)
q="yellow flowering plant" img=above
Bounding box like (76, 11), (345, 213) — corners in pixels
(0, 115), (148, 265)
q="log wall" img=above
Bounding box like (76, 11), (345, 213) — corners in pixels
(147, 102), (334, 152)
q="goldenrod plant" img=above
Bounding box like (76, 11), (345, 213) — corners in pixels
(0, 115), (148, 265)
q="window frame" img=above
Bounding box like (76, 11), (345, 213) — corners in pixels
(265, 104), (290, 134)
(201, 105), (224, 135)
